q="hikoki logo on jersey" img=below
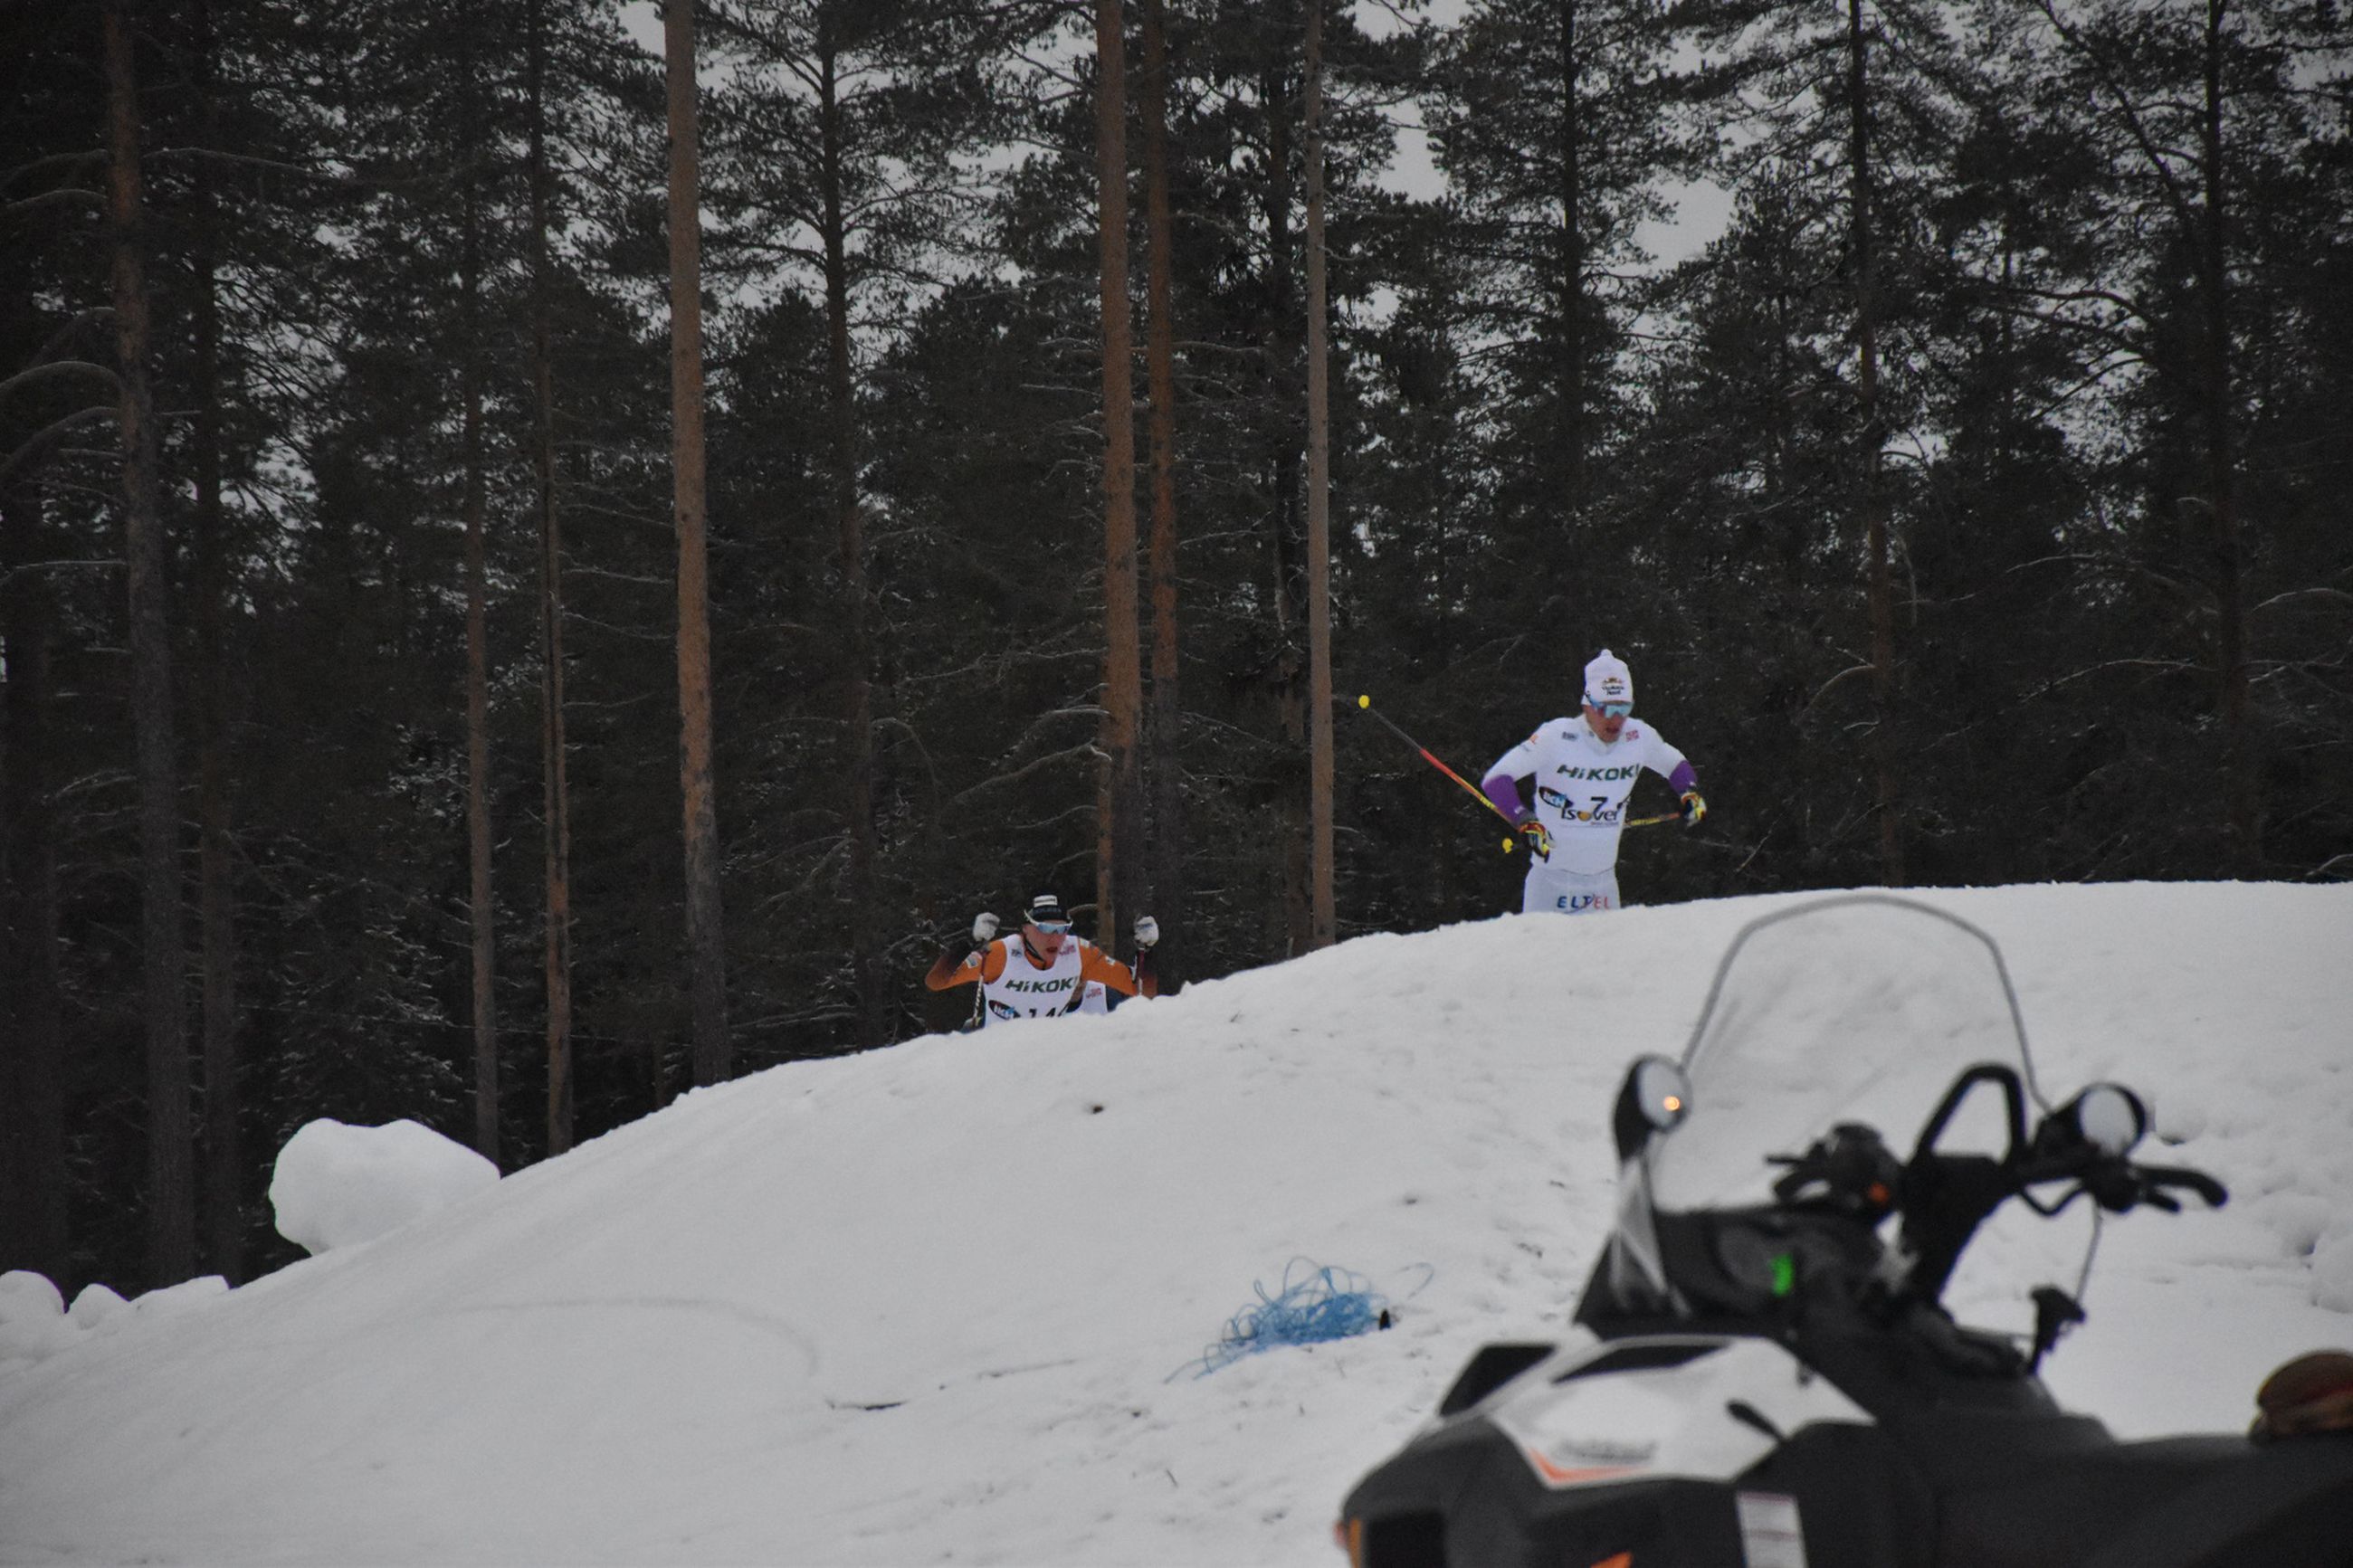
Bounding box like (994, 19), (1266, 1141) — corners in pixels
(1000, 974), (1079, 995)
(1554, 763), (1641, 782)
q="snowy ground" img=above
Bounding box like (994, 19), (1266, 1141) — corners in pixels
(2, 881), (2348, 1567)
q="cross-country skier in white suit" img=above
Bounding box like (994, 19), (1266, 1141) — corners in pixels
(1480, 649), (1707, 915)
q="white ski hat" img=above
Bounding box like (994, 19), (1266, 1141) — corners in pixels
(1584, 649), (1634, 708)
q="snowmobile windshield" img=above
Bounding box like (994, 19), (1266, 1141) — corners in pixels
(1652, 896), (2048, 1214)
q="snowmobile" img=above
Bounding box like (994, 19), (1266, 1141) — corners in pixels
(1336, 895), (2353, 1568)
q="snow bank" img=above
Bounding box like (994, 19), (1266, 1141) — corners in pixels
(2, 1119), (495, 1376)
(0, 884), (2343, 1568)
(1, 1269), (232, 1372)
(269, 1117), (500, 1256)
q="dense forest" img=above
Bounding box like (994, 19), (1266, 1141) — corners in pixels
(4, 0), (2348, 1301)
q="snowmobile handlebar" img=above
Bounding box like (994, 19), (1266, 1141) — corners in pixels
(1909, 1064), (2225, 1216)
(2014, 1145), (2228, 1219)
(2126, 1162), (2229, 1210)
(1880, 1065), (2227, 1306)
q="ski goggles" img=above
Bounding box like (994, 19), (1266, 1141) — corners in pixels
(1589, 699), (1633, 719)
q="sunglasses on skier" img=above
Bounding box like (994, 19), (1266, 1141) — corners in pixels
(1590, 699), (1633, 719)
(1029, 918), (1072, 935)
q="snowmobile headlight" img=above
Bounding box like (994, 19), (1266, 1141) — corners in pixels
(1634, 1057), (1691, 1131)
(1611, 1055), (1693, 1162)
(2065, 1083), (2148, 1157)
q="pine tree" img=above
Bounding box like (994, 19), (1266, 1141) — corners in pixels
(1091, 0), (1147, 956)
(701, 0), (1013, 1049)
(1138, 0), (1189, 987)
(1676, 0), (1977, 886)
(105, 0), (198, 1288)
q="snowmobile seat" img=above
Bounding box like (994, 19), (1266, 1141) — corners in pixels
(2253, 1349), (2353, 1441)
(1932, 1433), (2254, 1568)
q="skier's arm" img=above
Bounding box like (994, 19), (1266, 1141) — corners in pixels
(1481, 771), (1531, 821)
(1078, 942), (1156, 999)
(1634, 727), (1696, 795)
(1483, 748), (1542, 856)
(1481, 731), (1542, 821)
(924, 944), (1004, 992)
(1644, 735), (1704, 823)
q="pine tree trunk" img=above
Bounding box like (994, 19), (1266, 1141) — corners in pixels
(1558, 0), (1587, 508)
(2197, 0), (2255, 869)
(1302, 0), (1335, 949)
(2, 490), (71, 1288)
(1138, 0), (1186, 988)
(667, 0), (730, 1084)
(817, 29), (883, 1050)
(1845, 0), (1902, 888)
(461, 30), (500, 1165)
(1261, 60), (1309, 956)
(529, 0), (576, 1153)
(189, 0), (245, 1278)
(1092, 0), (1145, 953)
(105, 0), (195, 1288)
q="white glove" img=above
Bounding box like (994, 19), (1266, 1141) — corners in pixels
(971, 911), (999, 944)
(1133, 915), (1159, 950)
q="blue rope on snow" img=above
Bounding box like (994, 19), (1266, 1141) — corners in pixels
(1173, 1259), (1393, 1380)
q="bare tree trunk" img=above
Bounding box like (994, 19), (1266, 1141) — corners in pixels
(817, 27), (882, 1050)
(189, 0), (244, 1278)
(1138, 0), (1186, 987)
(2198, 0), (2254, 869)
(1845, 0), (1901, 887)
(1301, 0), (1334, 949)
(1261, 60), (1309, 956)
(1092, 0), (1145, 951)
(105, 0), (195, 1288)
(1275, 463), (1309, 957)
(528, 0), (576, 1153)
(667, 0), (730, 1084)
(461, 28), (500, 1165)
(2, 491), (70, 1288)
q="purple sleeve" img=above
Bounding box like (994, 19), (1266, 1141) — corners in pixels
(1667, 760), (1698, 794)
(1483, 774), (1528, 821)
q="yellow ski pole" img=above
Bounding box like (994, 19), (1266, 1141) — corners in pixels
(1351, 694), (1521, 853)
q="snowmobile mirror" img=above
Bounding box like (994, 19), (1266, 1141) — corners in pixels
(2067, 1083), (2148, 1157)
(1612, 1055), (1692, 1162)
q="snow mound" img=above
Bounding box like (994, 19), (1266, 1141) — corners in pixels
(269, 1117), (500, 1255)
(0, 1269), (231, 1371)
(0, 1270), (76, 1369)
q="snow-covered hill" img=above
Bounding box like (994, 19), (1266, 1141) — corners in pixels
(3, 883), (2348, 1566)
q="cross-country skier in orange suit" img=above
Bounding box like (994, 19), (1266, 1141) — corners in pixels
(923, 892), (1158, 1026)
